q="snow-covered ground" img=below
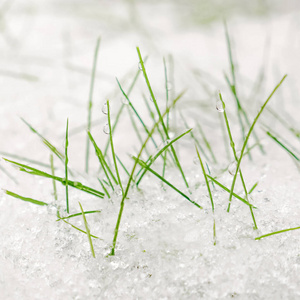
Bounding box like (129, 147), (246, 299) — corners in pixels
(1, 1), (300, 299)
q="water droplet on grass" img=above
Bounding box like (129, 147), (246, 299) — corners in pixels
(103, 124), (110, 134)
(228, 161), (238, 175)
(216, 100), (224, 112)
(138, 62), (143, 70)
(102, 103), (108, 115)
(121, 97), (129, 105)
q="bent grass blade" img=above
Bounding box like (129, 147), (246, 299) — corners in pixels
(227, 75), (287, 212)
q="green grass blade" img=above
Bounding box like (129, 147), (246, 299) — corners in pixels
(116, 155), (130, 178)
(21, 118), (64, 161)
(136, 128), (192, 186)
(103, 58), (147, 157)
(255, 226), (300, 240)
(218, 92), (257, 228)
(206, 175), (257, 208)
(5, 190), (48, 206)
(65, 118), (69, 213)
(227, 75), (287, 212)
(88, 131), (117, 188)
(249, 181), (259, 194)
(85, 37), (101, 173)
(133, 156), (202, 209)
(57, 210), (101, 221)
(195, 145), (214, 211)
(266, 131), (300, 161)
(197, 123), (217, 164)
(61, 218), (99, 239)
(0, 151), (52, 169)
(4, 158), (105, 198)
(79, 201), (96, 258)
(116, 78), (158, 149)
(107, 100), (123, 195)
(137, 47), (189, 189)
(98, 178), (111, 198)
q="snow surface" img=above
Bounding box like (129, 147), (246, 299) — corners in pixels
(1, 1), (300, 299)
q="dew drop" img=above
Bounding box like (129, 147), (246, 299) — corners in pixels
(138, 62), (143, 70)
(103, 124), (110, 134)
(121, 97), (129, 105)
(216, 100), (224, 112)
(149, 96), (154, 102)
(228, 161), (238, 175)
(193, 157), (199, 165)
(102, 103), (108, 115)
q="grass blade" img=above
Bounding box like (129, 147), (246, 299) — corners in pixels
(88, 131), (117, 189)
(206, 175), (257, 208)
(21, 118), (64, 161)
(227, 75), (287, 212)
(85, 37), (101, 173)
(57, 210), (101, 221)
(5, 190), (48, 206)
(137, 47), (189, 189)
(61, 218), (99, 239)
(133, 156), (202, 209)
(218, 92), (257, 229)
(255, 226), (300, 240)
(65, 119), (69, 213)
(107, 100), (123, 195)
(4, 158), (105, 198)
(195, 145), (216, 245)
(136, 128), (192, 186)
(266, 131), (299, 161)
(78, 201), (96, 258)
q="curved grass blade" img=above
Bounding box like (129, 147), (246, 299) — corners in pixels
(227, 75), (287, 212)
(5, 190), (48, 206)
(3, 158), (105, 198)
(79, 202), (96, 258)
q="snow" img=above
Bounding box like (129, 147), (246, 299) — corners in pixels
(1, 1), (300, 299)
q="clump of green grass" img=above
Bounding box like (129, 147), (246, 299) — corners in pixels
(3, 28), (296, 259)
